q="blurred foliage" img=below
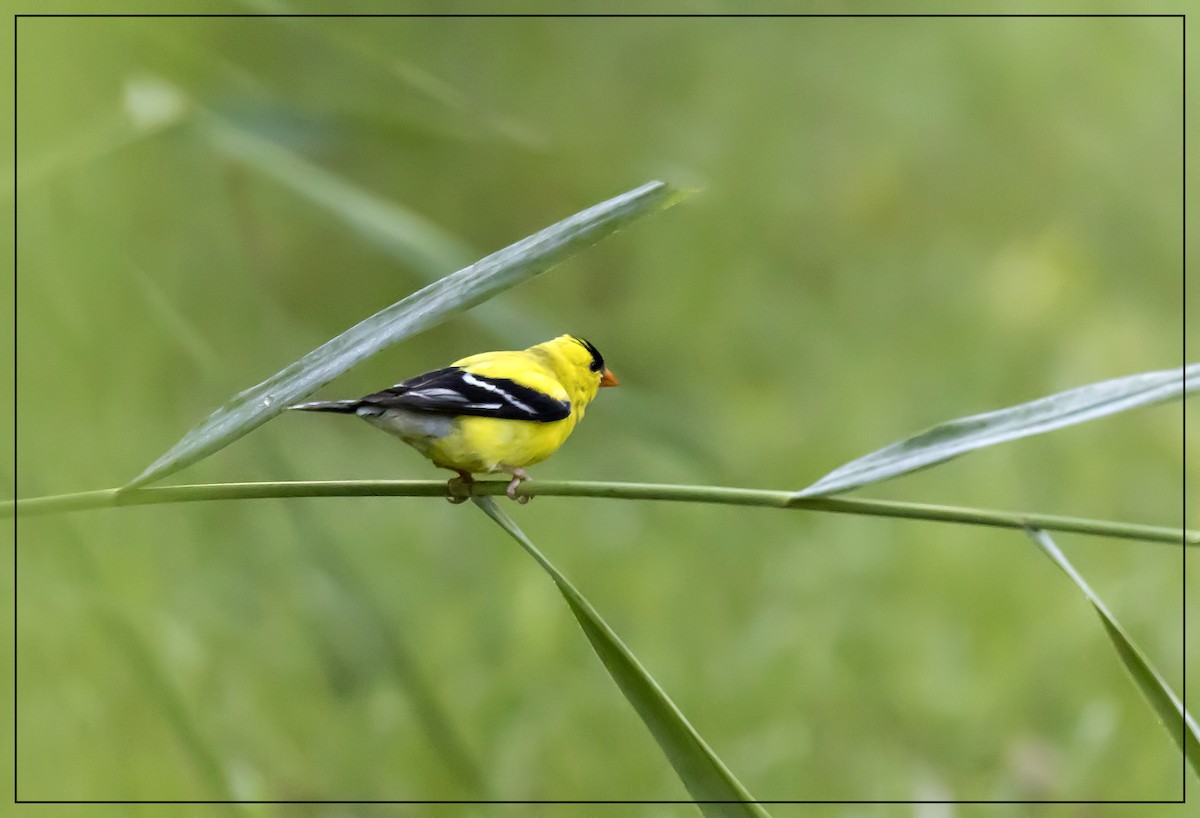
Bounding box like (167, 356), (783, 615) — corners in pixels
(10, 11), (1195, 815)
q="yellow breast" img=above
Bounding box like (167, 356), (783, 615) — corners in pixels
(425, 414), (579, 474)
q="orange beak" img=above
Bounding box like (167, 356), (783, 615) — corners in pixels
(599, 368), (620, 387)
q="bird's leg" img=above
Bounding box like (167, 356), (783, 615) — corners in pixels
(446, 469), (475, 504)
(499, 466), (531, 504)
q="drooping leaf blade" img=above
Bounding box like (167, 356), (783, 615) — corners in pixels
(1027, 529), (1199, 779)
(797, 364), (1198, 498)
(474, 497), (771, 817)
(204, 115), (540, 343)
(127, 180), (688, 488)
(206, 116), (475, 280)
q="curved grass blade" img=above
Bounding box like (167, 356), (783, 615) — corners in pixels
(1027, 529), (1199, 779)
(127, 180), (687, 488)
(206, 116), (475, 280)
(797, 364), (1199, 498)
(204, 114), (539, 343)
(474, 497), (770, 817)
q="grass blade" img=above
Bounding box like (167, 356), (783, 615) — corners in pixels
(206, 116), (475, 280)
(1027, 529), (1199, 780)
(204, 114), (539, 343)
(127, 180), (688, 488)
(797, 364), (1198, 497)
(474, 497), (770, 817)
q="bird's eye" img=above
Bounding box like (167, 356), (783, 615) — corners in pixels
(575, 337), (604, 373)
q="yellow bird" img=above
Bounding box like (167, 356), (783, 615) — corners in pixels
(290, 335), (619, 503)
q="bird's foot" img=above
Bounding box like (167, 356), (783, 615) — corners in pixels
(502, 467), (531, 504)
(446, 471), (475, 504)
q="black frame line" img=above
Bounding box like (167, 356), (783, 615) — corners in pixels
(5, 13), (1194, 19)
(9, 7), (1190, 810)
(5, 798), (1192, 806)
(9, 11), (16, 809)
(1182, 11), (1190, 805)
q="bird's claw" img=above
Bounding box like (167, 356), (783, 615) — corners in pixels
(447, 474), (474, 504)
(504, 469), (531, 504)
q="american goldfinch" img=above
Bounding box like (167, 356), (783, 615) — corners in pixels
(289, 335), (619, 503)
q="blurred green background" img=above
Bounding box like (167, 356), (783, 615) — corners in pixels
(9, 10), (1195, 817)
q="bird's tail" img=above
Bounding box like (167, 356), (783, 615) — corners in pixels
(288, 399), (360, 413)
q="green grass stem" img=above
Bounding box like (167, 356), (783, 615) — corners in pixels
(7, 480), (1192, 546)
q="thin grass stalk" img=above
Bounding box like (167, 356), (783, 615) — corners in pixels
(6, 480), (1193, 545)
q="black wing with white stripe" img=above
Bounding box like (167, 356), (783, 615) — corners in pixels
(359, 367), (571, 422)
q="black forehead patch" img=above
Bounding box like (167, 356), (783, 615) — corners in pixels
(573, 336), (605, 372)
